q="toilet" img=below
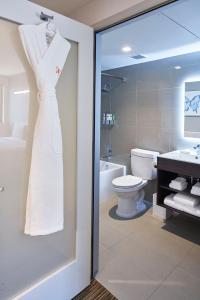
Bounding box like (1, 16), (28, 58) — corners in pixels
(112, 148), (159, 218)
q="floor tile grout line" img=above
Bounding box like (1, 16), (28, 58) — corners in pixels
(146, 258), (183, 300)
(146, 240), (196, 300)
(99, 203), (200, 300)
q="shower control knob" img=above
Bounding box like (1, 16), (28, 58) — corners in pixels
(0, 186), (4, 192)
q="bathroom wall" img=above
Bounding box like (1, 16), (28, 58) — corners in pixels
(101, 51), (200, 175)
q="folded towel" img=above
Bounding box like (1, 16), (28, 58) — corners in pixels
(174, 192), (199, 208)
(191, 189), (200, 196)
(170, 181), (187, 187)
(169, 182), (188, 191)
(164, 193), (175, 202)
(191, 182), (200, 196)
(169, 177), (187, 191)
(196, 206), (200, 216)
(193, 182), (200, 188)
(164, 193), (178, 208)
(164, 194), (200, 217)
(173, 177), (187, 183)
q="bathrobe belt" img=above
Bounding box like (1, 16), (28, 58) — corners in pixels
(37, 88), (56, 101)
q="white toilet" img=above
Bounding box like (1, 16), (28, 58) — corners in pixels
(112, 148), (159, 218)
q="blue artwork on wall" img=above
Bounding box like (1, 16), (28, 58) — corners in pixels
(184, 91), (200, 116)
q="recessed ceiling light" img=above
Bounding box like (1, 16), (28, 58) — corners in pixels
(174, 65), (182, 70)
(122, 46), (132, 52)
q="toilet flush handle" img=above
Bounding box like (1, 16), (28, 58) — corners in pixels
(0, 186), (4, 192)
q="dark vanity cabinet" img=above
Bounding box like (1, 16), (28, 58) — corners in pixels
(157, 156), (200, 219)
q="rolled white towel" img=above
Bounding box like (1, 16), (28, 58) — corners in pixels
(191, 182), (200, 196)
(174, 192), (199, 208)
(169, 182), (188, 191)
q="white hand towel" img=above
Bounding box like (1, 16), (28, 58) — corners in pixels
(174, 177), (187, 183)
(174, 192), (199, 208)
(194, 182), (200, 188)
(169, 182), (187, 191)
(169, 177), (187, 191)
(191, 182), (200, 196)
(171, 179), (187, 186)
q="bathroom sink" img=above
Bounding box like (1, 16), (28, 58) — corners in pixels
(159, 149), (200, 164)
(179, 149), (200, 161)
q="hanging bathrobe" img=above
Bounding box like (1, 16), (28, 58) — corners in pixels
(19, 23), (71, 236)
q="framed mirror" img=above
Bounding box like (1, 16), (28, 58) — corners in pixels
(184, 81), (200, 138)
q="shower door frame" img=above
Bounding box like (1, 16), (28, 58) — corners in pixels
(0, 1), (93, 299)
(92, 0), (179, 277)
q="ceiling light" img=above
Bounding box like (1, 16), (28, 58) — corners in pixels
(174, 65), (182, 70)
(14, 90), (30, 95)
(122, 46), (132, 53)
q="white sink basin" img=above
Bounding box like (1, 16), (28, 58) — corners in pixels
(159, 149), (200, 164)
(179, 149), (200, 161)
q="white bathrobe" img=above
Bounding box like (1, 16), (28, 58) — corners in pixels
(19, 23), (70, 236)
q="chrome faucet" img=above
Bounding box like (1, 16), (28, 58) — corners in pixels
(193, 145), (200, 157)
(101, 155), (111, 161)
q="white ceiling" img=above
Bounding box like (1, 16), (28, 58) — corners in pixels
(0, 20), (25, 76)
(101, 0), (200, 70)
(30, 0), (93, 16)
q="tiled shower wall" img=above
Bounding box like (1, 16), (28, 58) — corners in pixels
(101, 51), (200, 172)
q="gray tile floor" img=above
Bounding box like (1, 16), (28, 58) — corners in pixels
(96, 200), (200, 300)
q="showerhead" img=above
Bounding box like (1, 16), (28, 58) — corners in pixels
(101, 72), (127, 94)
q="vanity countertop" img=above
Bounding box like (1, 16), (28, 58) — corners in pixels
(159, 150), (200, 165)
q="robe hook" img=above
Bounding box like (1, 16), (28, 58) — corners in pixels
(40, 11), (54, 22)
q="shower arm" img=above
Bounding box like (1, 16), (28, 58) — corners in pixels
(101, 72), (127, 82)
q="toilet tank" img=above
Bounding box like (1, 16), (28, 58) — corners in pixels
(131, 148), (159, 180)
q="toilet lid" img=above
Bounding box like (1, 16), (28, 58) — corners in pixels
(112, 175), (142, 188)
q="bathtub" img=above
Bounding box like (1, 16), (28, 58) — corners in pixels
(99, 160), (126, 203)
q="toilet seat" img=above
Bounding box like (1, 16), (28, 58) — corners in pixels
(112, 175), (143, 188)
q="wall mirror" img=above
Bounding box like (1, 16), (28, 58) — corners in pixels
(184, 81), (200, 138)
